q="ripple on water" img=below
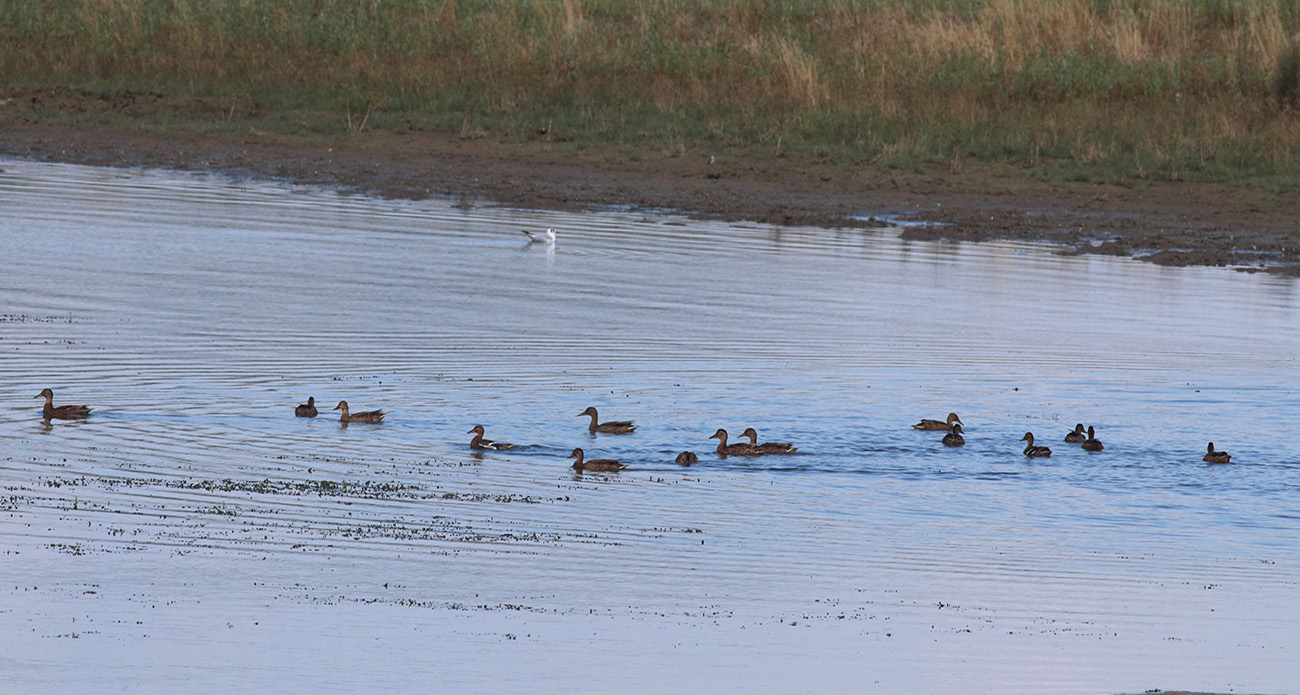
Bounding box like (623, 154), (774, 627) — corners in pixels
(1, 160), (1298, 694)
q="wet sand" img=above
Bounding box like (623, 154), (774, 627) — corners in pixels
(3, 105), (1299, 275)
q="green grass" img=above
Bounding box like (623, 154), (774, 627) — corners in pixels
(4, 0), (1300, 186)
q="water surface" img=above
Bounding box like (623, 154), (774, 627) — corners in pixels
(1, 160), (1297, 694)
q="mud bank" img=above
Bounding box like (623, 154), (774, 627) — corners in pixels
(3, 114), (1298, 275)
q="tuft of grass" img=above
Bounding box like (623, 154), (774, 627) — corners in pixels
(2, 0), (1300, 185)
(1275, 41), (1300, 110)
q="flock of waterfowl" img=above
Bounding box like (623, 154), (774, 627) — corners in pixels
(33, 390), (1235, 468)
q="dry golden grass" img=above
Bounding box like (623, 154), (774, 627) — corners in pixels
(3, 0), (1299, 182)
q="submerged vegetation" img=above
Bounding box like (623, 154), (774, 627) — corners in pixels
(4, 0), (1300, 184)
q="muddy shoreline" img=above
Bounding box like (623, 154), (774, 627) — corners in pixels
(4, 120), (1298, 275)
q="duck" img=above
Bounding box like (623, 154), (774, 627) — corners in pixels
(295, 396), (318, 418)
(914, 412), (962, 431)
(578, 406), (636, 434)
(467, 424), (514, 450)
(333, 400), (385, 423)
(1020, 432), (1052, 458)
(569, 447), (625, 472)
(1203, 442), (1231, 464)
(709, 429), (758, 456)
(675, 451), (698, 465)
(34, 388), (91, 420)
(1081, 425), (1104, 452)
(1064, 423), (1086, 443)
(942, 423), (965, 447)
(738, 427), (797, 454)
(522, 228), (557, 244)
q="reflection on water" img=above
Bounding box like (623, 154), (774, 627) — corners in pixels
(1, 161), (1297, 694)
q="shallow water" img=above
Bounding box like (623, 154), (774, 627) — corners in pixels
(1, 160), (1297, 694)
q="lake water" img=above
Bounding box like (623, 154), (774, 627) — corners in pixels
(1, 160), (1297, 694)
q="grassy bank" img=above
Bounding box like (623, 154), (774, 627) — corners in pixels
(4, 0), (1300, 186)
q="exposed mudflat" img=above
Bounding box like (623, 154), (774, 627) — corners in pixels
(2, 86), (1299, 274)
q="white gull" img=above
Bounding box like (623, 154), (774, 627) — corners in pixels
(521, 228), (557, 244)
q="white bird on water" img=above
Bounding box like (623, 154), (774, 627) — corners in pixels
(522, 228), (557, 244)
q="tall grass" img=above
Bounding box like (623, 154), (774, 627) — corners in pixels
(4, 0), (1300, 182)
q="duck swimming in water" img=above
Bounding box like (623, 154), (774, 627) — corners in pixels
(1020, 432), (1052, 458)
(709, 429), (758, 456)
(1081, 425), (1104, 452)
(675, 451), (698, 465)
(942, 423), (965, 447)
(1064, 423), (1086, 443)
(34, 388), (91, 420)
(295, 397), (318, 418)
(914, 412), (962, 431)
(569, 447), (625, 472)
(1203, 442), (1231, 464)
(333, 400), (385, 423)
(578, 406), (636, 434)
(738, 427), (797, 454)
(467, 425), (514, 450)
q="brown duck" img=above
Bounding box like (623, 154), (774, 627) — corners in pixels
(675, 451), (699, 465)
(333, 400), (385, 423)
(578, 406), (636, 434)
(738, 427), (797, 454)
(942, 423), (965, 447)
(914, 412), (962, 431)
(1081, 426), (1104, 452)
(467, 425), (514, 450)
(1020, 432), (1052, 458)
(569, 447), (626, 472)
(35, 388), (91, 420)
(1203, 442), (1231, 464)
(295, 397), (318, 418)
(1064, 423), (1086, 443)
(709, 429), (758, 456)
